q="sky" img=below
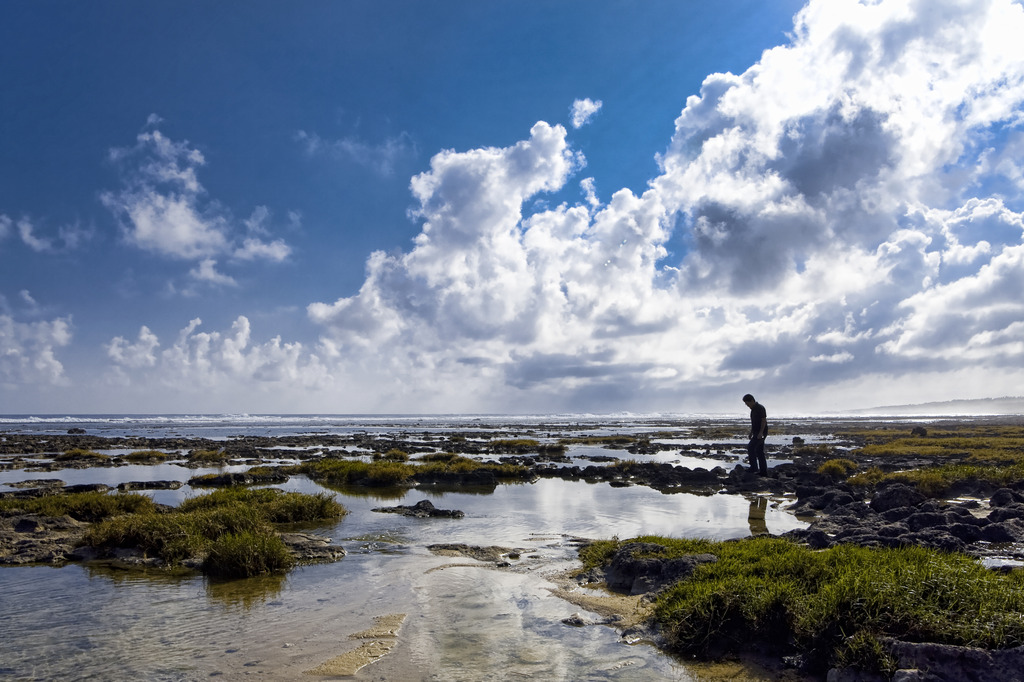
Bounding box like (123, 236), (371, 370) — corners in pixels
(2, 0), (1024, 416)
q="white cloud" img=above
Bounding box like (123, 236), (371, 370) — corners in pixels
(296, 129), (415, 177)
(0, 314), (72, 387)
(1, 216), (90, 253)
(570, 98), (603, 129)
(106, 325), (159, 369)
(189, 259), (237, 287)
(296, 0), (1024, 412)
(102, 125), (293, 278)
(233, 237), (291, 263)
(105, 316), (331, 395)
(88, 0), (1024, 413)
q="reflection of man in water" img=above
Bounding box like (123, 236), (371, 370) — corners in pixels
(748, 496), (768, 536)
(743, 394), (768, 475)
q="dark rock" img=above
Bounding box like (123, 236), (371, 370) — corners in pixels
(62, 484), (110, 495)
(804, 529), (833, 549)
(6, 478), (64, 490)
(988, 504), (1024, 523)
(991, 489), (1024, 508)
(188, 472), (253, 487)
(906, 512), (948, 532)
(980, 523), (1018, 543)
(903, 530), (966, 553)
(372, 499), (464, 518)
(278, 532), (346, 563)
(886, 639), (1024, 682)
(600, 542), (717, 596)
(117, 480), (183, 491)
(871, 484), (926, 513)
(947, 523), (982, 542)
(911, 426), (928, 437)
(824, 492), (856, 511)
(0, 513), (86, 565)
(426, 544), (516, 562)
(67, 428), (87, 435)
(881, 506), (916, 522)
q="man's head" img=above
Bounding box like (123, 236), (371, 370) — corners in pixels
(742, 394), (755, 406)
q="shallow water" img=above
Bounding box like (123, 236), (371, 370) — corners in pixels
(0, 477), (805, 680)
(0, 416), (810, 680)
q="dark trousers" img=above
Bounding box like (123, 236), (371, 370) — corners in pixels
(747, 438), (767, 474)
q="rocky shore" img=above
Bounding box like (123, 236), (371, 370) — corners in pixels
(4, 420), (1024, 564)
(3, 418), (1024, 680)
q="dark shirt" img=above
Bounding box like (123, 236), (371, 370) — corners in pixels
(749, 402), (768, 439)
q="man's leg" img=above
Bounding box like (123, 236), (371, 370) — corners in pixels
(752, 438), (768, 474)
(747, 439), (761, 472)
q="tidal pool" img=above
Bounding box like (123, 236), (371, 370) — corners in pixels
(0, 470), (805, 680)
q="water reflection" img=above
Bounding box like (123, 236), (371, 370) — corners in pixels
(205, 573), (287, 608)
(0, 439), (808, 679)
(748, 496), (769, 537)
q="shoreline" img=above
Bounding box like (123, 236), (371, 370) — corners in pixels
(3, 416), (1024, 680)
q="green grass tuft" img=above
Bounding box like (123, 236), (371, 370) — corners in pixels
(78, 488), (345, 578)
(585, 536), (1024, 674)
(55, 448), (110, 462)
(848, 461), (1024, 497)
(123, 450), (175, 462)
(0, 490), (158, 522)
(375, 448), (409, 462)
(817, 458), (858, 479)
(204, 530), (295, 577)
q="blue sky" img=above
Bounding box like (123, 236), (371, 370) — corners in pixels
(2, 0), (1023, 415)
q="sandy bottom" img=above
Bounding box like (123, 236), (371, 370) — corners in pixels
(303, 613), (407, 676)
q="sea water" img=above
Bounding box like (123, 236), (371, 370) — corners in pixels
(0, 414), (810, 680)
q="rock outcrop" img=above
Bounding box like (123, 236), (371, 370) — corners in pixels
(372, 499), (464, 518)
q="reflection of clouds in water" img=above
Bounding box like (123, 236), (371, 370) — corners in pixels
(529, 479), (758, 540)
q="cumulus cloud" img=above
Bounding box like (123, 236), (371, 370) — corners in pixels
(189, 259), (237, 287)
(0, 314), (72, 387)
(105, 316), (330, 393)
(83, 0), (1024, 413)
(294, 0), (1024, 413)
(570, 98), (603, 128)
(101, 123), (292, 282)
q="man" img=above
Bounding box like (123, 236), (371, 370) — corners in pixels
(743, 394), (768, 475)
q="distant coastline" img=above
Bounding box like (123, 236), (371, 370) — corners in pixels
(844, 396), (1024, 416)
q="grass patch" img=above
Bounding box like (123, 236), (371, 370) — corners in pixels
(178, 487), (346, 523)
(488, 438), (541, 453)
(55, 448), (110, 462)
(123, 450), (176, 462)
(558, 436), (635, 446)
(0, 490), (158, 522)
(188, 448), (227, 463)
(584, 536), (1024, 675)
(290, 459), (412, 486)
(291, 455), (529, 486)
(840, 427), (1024, 464)
(78, 488), (346, 578)
(204, 530), (295, 577)
(848, 461), (1024, 497)
(817, 458), (858, 479)
(374, 449), (409, 462)
(794, 444), (833, 457)
(415, 454), (528, 479)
